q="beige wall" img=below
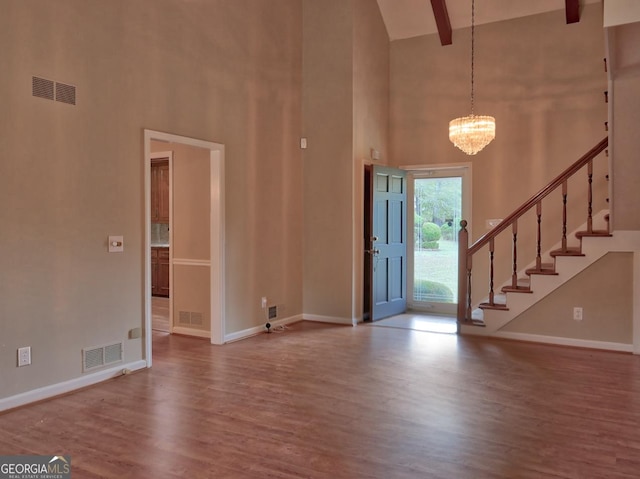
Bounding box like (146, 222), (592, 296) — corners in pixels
(353, 0), (390, 165)
(302, 0), (355, 321)
(155, 142), (211, 261)
(0, 0), (302, 399)
(173, 265), (210, 333)
(608, 22), (640, 231)
(302, 0), (389, 322)
(500, 253), (633, 344)
(390, 5), (608, 301)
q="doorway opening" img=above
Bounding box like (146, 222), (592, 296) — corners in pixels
(407, 165), (471, 317)
(143, 130), (225, 368)
(150, 151), (172, 334)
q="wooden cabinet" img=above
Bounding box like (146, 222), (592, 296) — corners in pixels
(151, 159), (169, 223)
(151, 247), (170, 297)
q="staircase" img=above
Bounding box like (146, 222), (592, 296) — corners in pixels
(457, 137), (615, 337)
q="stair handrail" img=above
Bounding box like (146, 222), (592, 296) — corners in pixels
(457, 136), (608, 323)
(468, 137), (608, 256)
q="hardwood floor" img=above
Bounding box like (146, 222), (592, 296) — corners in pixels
(2, 322), (640, 478)
(152, 296), (170, 332)
(371, 313), (457, 334)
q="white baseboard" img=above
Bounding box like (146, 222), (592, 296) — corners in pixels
(492, 331), (633, 353)
(224, 314), (303, 343)
(302, 314), (354, 325)
(171, 326), (210, 339)
(0, 360), (147, 413)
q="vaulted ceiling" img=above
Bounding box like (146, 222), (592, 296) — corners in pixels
(376, 0), (601, 43)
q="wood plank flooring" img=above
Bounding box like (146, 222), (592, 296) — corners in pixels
(152, 296), (170, 332)
(371, 313), (457, 334)
(1, 321), (640, 478)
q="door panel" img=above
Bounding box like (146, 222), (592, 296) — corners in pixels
(371, 165), (407, 320)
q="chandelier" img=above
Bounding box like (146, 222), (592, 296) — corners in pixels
(449, 0), (495, 155)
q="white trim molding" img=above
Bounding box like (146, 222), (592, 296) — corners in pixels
(171, 327), (211, 339)
(493, 331), (633, 353)
(634, 251), (640, 355)
(0, 360), (147, 413)
(224, 314), (303, 343)
(172, 258), (211, 267)
(303, 314), (354, 325)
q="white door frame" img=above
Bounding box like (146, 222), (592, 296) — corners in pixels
(144, 129), (226, 368)
(402, 162), (472, 315)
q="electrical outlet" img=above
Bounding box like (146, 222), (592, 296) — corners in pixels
(261, 297), (267, 309)
(18, 347), (31, 367)
(573, 307), (583, 321)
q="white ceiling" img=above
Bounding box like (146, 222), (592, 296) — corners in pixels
(377, 0), (601, 41)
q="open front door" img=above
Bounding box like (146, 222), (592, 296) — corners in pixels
(364, 165), (407, 321)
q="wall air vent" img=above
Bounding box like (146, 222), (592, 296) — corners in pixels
(179, 311), (191, 325)
(82, 342), (124, 372)
(55, 82), (76, 105)
(32, 76), (54, 100)
(178, 311), (204, 326)
(32, 76), (76, 105)
(190, 312), (203, 326)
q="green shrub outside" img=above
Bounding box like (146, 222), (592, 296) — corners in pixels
(422, 222), (441, 241)
(440, 223), (454, 241)
(414, 279), (454, 303)
(421, 240), (439, 249)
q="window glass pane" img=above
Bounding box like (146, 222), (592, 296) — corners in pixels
(413, 177), (462, 304)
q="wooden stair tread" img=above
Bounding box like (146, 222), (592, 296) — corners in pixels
(576, 230), (611, 238)
(550, 247), (584, 257)
(502, 285), (532, 293)
(502, 277), (531, 293)
(461, 319), (486, 327)
(479, 302), (509, 311)
(525, 263), (557, 275)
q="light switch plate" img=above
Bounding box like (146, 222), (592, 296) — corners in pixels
(108, 235), (124, 253)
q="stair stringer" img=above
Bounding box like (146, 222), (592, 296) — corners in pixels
(460, 210), (618, 336)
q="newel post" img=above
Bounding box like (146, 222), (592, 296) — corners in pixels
(457, 220), (469, 324)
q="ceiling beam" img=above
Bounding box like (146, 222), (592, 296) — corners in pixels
(565, 0), (580, 24)
(430, 0), (452, 46)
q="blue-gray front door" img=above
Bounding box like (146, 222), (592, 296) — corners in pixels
(372, 165), (407, 320)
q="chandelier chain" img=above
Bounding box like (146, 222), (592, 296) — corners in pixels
(470, 0), (475, 115)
